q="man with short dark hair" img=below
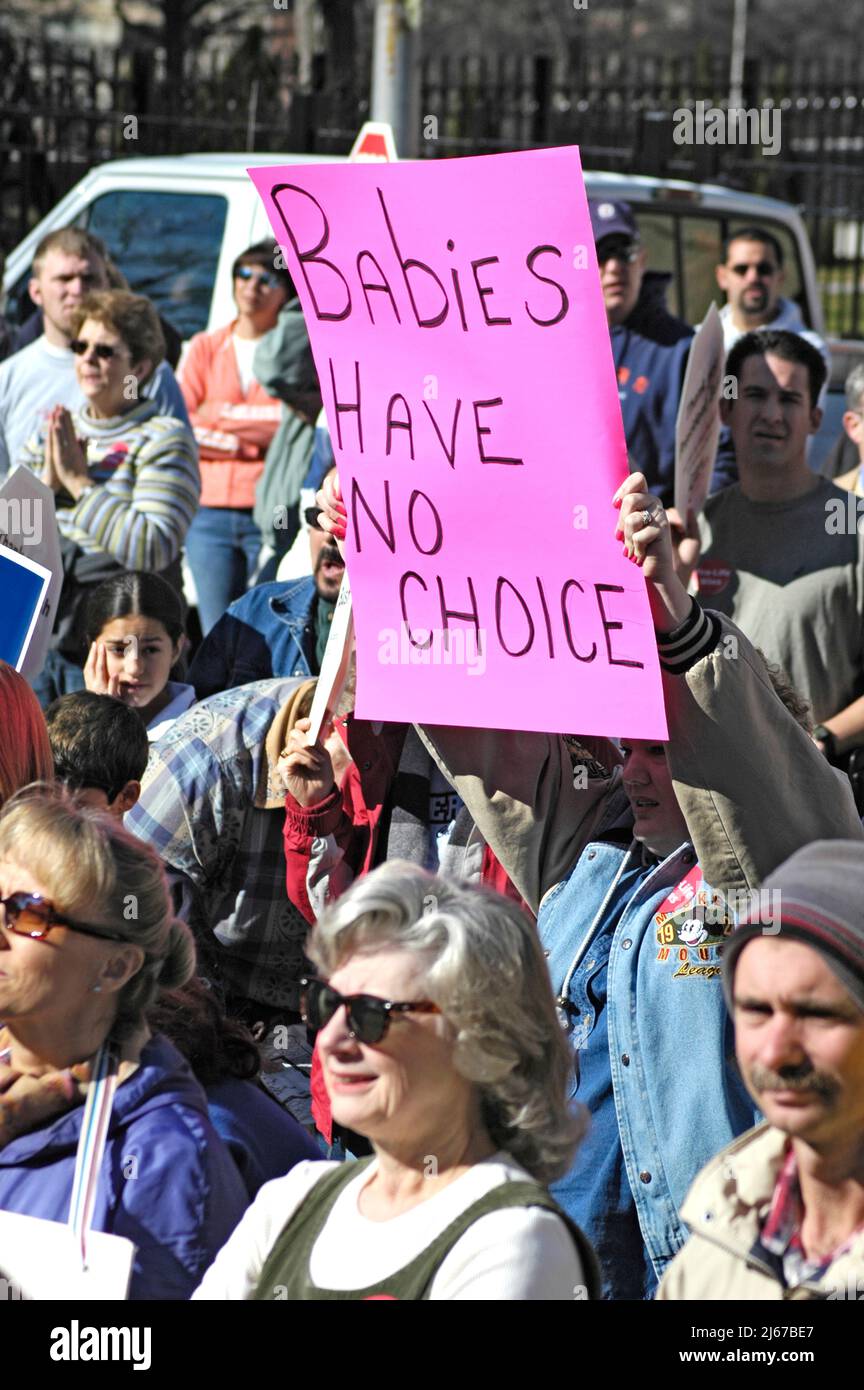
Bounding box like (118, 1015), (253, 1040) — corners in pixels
(589, 199), (693, 507)
(693, 329), (864, 760)
(659, 839), (864, 1300)
(45, 689), (149, 818)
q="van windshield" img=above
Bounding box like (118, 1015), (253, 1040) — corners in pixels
(82, 190), (228, 340)
(627, 207), (804, 326)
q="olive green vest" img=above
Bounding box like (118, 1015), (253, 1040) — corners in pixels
(253, 1158), (600, 1301)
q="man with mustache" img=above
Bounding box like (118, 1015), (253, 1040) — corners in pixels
(716, 227), (828, 365)
(189, 465), (345, 697)
(659, 840), (864, 1299)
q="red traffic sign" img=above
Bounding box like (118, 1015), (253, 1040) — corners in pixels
(349, 122), (398, 162)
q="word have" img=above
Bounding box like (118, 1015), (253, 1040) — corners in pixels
(270, 183), (571, 331)
(378, 624), (486, 675)
(672, 102), (781, 158)
(328, 359), (523, 468)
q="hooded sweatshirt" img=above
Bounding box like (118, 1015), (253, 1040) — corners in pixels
(0, 1033), (249, 1300)
(610, 272), (693, 506)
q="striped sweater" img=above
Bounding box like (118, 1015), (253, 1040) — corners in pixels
(20, 400), (200, 571)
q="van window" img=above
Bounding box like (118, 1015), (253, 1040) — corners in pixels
(81, 191), (228, 340)
(629, 207), (806, 328)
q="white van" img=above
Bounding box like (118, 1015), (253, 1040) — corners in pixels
(2, 153), (852, 466)
(2, 152), (827, 341)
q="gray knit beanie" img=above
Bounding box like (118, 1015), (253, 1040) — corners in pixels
(722, 840), (864, 1014)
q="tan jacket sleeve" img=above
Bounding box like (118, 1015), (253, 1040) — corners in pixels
(415, 725), (620, 913)
(664, 614), (864, 896)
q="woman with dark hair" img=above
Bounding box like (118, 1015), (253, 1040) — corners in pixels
(82, 571), (195, 739)
(180, 240), (294, 633)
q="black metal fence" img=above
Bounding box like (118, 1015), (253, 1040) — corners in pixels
(1, 33), (862, 336)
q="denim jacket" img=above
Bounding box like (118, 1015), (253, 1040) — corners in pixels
(418, 611), (864, 1290)
(189, 576), (317, 698)
(539, 819), (758, 1278)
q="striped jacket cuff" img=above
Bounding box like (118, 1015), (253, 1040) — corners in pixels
(656, 598), (721, 674)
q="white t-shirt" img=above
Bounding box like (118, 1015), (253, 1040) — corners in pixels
(232, 335), (258, 395)
(0, 336), (79, 474)
(194, 1152), (585, 1301)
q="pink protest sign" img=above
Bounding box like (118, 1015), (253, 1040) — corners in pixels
(250, 148), (667, 737)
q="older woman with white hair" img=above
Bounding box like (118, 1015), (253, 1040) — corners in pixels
(0, 788), (248, 1299)
(195, 861), (598, 1301)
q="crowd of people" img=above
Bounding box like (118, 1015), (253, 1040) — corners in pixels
(0, 201), (863, 1303)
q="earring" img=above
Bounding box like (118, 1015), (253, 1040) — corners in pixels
(90, 983), (102, 994)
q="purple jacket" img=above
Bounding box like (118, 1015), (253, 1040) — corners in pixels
(0, 1034), (248, 1299)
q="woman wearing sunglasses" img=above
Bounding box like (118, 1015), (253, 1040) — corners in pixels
(180, 241), (294, 634)
(18, 289), (200, 708)
(0, 788), (249, 1299)
(195, 862), (598, 1301)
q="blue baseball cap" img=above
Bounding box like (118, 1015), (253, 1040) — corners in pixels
(589, 199), (640, 245)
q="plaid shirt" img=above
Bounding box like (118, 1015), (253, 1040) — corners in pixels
(126, 677), (309, 1011)
(760, 1142), (864, 1288)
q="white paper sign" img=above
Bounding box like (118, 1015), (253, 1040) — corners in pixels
(0, 1208), (134, 1300)
(306, 570), (354, 744)
(674, 301), (725, 519)
(0, 466), (63, 679)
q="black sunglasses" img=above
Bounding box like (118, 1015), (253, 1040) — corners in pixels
(303, 506), (326, 532)
(300, 976), (441, 1045)
(70, 339), (122, 361)
(235, 266), (282, 290)
(0, 891), (126, 943)
(597, 240), (640, 266)
(729, 261), (778, 277)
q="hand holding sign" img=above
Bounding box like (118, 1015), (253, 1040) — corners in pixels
(277, 717), (337, 806)
(317, 472), (347, 549)
(615, 473), (692, 633)
(317, 472), (347, 546)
